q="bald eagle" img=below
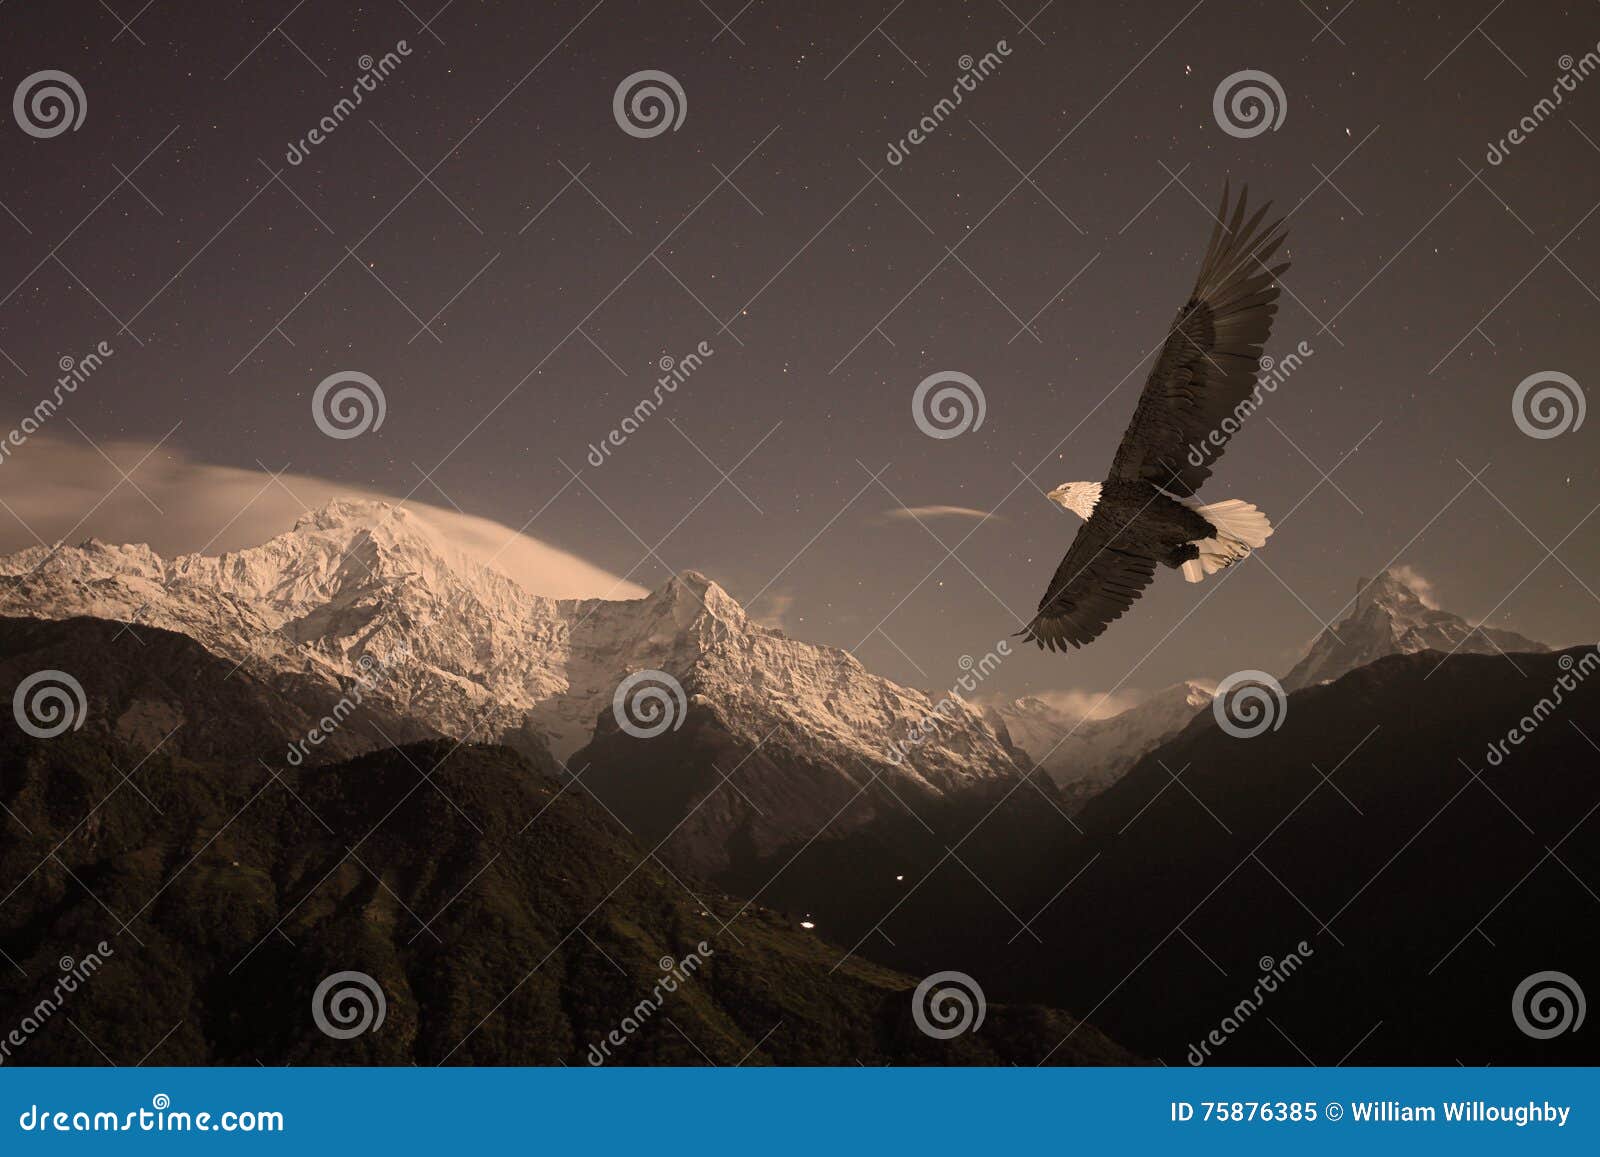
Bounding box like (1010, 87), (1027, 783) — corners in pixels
(1022, 184), (1288, 652)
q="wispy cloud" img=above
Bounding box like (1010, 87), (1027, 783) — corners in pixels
(878, 505), (999, 523)
(1389, 563), (1439, 608)
(0, 437), (647, 601)
(974, 687), (1142, 721)
(751, 591), (796, 631)
(1029, 688), (1143, 721)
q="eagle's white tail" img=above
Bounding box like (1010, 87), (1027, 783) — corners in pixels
(1181, 499), (1273, 583)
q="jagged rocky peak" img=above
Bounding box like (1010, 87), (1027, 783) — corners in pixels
(645, 568), (748, 630)
(1352, 568), (1433, 622)
(0, 503), (1024, 829)
(172, 497), (539, 619)
(0, 536), (166, 581)
(1283, 565), (1548, 691)
(292, 496), (400, 532)
(276, 497), (467, 570)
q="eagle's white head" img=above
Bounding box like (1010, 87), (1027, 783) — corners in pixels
(1047, 481), (1101, 521)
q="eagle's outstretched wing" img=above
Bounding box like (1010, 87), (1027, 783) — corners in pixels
(1110, 184), (1289, 497)
(1020, 503), (1161, 651)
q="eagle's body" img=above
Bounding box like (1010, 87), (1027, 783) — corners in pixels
(1058, 479), (1214, 567)
(1022, 185), (1288, 652)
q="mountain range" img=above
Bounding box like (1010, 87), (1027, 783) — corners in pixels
(2, 501), (1544, 855)
(1009, 644), (1600, 1064)
(0, 617), (1124, 1066)
(2, 500), (1589, 1065)
(1284, 568), (1549, 691)
(0, 499), (1026, 874)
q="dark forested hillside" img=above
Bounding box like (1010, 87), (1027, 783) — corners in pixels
(0, 620), (1126, 1066)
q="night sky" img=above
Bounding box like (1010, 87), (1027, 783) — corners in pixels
(2, 1), (1597, 707)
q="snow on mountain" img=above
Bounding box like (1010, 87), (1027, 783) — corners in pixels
(982, 566), (1547, 814)
(1283, 567), (1548, 691)
(985, 682), (1213, 809)
(0, 499), (1022, 797)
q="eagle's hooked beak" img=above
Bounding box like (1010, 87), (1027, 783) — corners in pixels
(1046, 481), (1100, 521)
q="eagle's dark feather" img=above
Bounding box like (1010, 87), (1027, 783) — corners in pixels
(1021, 184), (1288, 651)
(1110, 183), (1288, 496)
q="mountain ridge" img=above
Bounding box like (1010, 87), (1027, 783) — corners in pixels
(983, 681), (1214, 809)
(0, 499), (1026, 864)
(0, 625), (1128, 1066)
(1284, 567), (1548, 691)
(1, 510), (1554, 851)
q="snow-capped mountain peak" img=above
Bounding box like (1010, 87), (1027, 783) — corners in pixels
(0, 499), (1022, 811)
(1283, 566), (1548, 691)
